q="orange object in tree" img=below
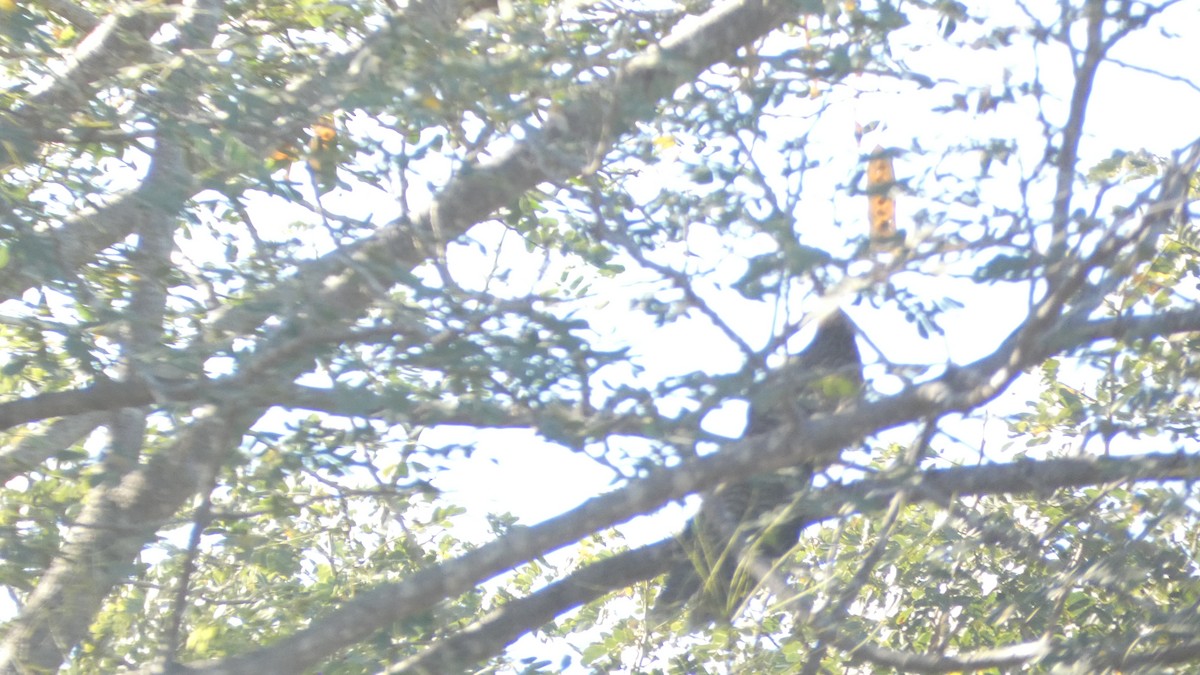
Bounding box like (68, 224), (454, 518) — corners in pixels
(269, 143), (300, 165)
(266, 115), (340, 191)
(307, 114), (339, 192)
(866, 145), (897, 242)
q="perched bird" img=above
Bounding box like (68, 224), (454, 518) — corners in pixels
(652, 310), (863, 626)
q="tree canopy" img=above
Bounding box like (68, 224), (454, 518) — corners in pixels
(1, 0), (1199, 672)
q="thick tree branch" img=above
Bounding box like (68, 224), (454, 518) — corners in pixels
(0, 138), (192, 302)
(0, 9), (232, 660)
(0, 375), (194, 433)
(0, 405), (254, 674)
(0, 0), (222, 302)
(8, 299), (1200, 435)
(389, 541), (678, 675)
(0, 411), (105, 483)
(840, 637), (1050, 673)
(273, 384), (687, 441)
(17, 8), (164, 130)
(1048, 0), (1108, 251)
(211, 0), (826, 338)
(392, 451), (1200, 674)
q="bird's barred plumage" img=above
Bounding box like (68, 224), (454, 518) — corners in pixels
(652, 311), (863, 626)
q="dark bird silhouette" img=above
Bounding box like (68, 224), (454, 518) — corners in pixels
(652, 310), (863, 626)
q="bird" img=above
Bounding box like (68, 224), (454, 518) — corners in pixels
(651, 310), (863, 627)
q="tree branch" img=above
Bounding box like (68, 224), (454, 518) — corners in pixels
(0, 411), (105, 483)
(389, 541), (678, 675)
(0, 138), (193, 302)
(393, 451), (1200, 674)
(210, 0), (827, 338)
(0, 406), (254, 673)
(0, 378), (195, 433)
(0, 0), (223, 302)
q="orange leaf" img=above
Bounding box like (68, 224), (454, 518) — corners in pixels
(270, 144), (300, 163)
(311, 115), (337, 144)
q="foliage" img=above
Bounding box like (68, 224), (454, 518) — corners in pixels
(0, 0), (1198, 673)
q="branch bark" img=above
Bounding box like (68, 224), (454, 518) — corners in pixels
(0, 406), (253, 673)
(393, 451), (1200, 674)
